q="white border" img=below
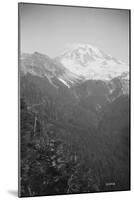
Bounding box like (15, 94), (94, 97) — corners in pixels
(0, 0), (133, 199)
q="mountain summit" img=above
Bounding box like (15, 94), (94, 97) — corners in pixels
(20, 44), (129, 89)
(56, 43), (129, 81)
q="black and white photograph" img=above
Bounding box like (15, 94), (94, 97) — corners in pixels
(18, 3), (130, 197)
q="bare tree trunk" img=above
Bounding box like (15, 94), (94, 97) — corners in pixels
(33, 116), (37, 135)
(27, 185), (32, 196)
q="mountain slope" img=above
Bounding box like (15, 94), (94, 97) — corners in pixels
(20, 52), (83, 88)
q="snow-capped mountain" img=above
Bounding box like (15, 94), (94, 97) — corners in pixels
(56, 43), (129, 81)
(20, 43), (129, 95)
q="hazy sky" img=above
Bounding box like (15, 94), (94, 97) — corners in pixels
(19, 3), (130, 63)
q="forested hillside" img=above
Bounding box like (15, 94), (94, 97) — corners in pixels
(20, 51), (130, 197)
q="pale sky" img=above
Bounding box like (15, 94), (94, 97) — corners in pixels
(19, 3), (130, 64)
